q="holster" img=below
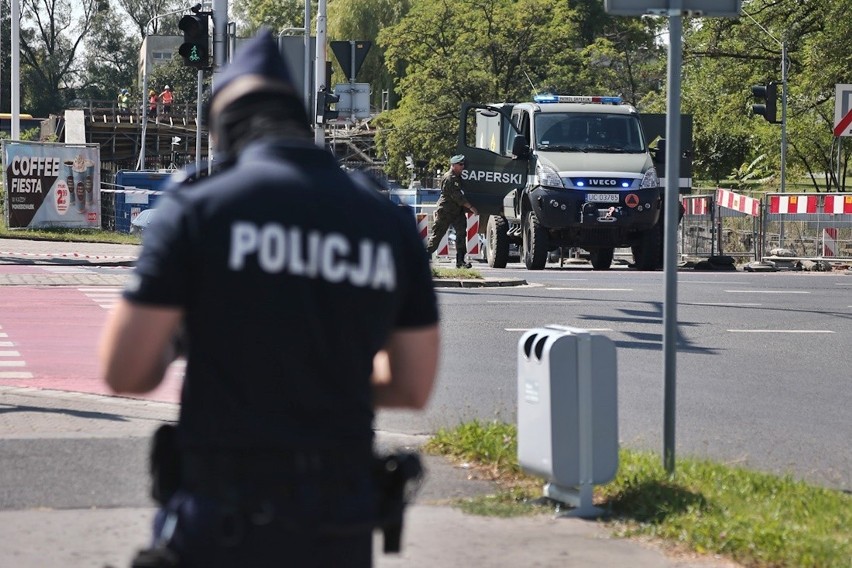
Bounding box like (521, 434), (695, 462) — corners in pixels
(150, 424), (181, 506)
(372, 452), (423, 553)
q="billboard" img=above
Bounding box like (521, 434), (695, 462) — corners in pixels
(3, 141), (101, 229)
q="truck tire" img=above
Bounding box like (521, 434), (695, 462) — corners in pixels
(486, 215), (510, 268)
(632, 220), (664, 271)
(589, 247), (614, 270)
(522, 210), (548, 270)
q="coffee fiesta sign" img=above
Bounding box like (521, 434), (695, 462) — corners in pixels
(2, 141), (101, 229)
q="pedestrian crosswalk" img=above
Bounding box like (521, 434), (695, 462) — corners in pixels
(79, 287), (124, 309)
(0, 325), (33, 379)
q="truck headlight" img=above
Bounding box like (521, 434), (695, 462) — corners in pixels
(536, 162), (564, 188)
(640, 167), (659, 189)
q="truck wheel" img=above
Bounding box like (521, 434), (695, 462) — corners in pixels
(486, 215), (509, 268)
(632, 220), (664, 270)
(590, 247), (614, 270)
(522, 211), (548, 270)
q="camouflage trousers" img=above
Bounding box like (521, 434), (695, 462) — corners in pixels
(426, 207), (468, 265)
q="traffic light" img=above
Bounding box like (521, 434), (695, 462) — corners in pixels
(178, 14), (209, 69)
(316, 89), (339, 124)
(751, 81), (778, 124)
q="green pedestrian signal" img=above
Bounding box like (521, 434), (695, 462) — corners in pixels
(178, 13), (209, 69)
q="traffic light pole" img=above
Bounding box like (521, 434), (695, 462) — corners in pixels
(138, 6), (200, 170)
(314, 0), (328, 147)
(745, 11), (788, 245)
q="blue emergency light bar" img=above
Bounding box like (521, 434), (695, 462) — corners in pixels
(533, 94), (623, 105)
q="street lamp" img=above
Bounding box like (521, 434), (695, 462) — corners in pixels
(138, 3), (203, 170)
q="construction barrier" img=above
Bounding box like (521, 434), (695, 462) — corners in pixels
(426, 212), (481, 263)
(681, 190), (852, 262)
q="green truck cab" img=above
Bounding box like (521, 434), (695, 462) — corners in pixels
(458, 94), (679, 270)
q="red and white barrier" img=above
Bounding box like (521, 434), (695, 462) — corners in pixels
(715, 188), (760, 216)
(416, 213), (429, 246)
(682, 196), (710, 216)
(822, 228), (838, 257)
(431, 214), (481, 261)
(466, 214), (480, 256)
(824, 194), (852, 215)
(769, 194), (817, 214)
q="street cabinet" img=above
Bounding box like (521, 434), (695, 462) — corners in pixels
(517, 325), (619, 516)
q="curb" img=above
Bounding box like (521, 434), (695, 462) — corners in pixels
(432, 278), (527, 288)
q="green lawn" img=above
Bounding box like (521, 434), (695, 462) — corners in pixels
(425, 420), (852, 568)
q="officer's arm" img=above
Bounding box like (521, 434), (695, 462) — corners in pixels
(371, 325), (439, 409)
(99, 299), (183, 394)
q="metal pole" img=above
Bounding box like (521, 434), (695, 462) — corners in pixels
(211, 0), (228, 167)
(139, 7), (197, 170)
(314, 0), (327, 146)
(780, 41), (788, 193)
(196, 69), (203, 170)
(304, 1), (312, 114)
(663, 4), (683, 476)
(11, 0), (20, 140)
(779, 40), (788, 247)
(140, 36), (149, 170)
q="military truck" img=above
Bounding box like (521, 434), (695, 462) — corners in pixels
(457, 94), (685, 270)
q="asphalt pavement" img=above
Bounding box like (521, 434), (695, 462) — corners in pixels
(0, 237), (740, 567)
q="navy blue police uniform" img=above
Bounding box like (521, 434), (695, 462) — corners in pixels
(124, 31), (438, 568)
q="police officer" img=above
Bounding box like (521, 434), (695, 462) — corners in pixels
(426, 154), (478, 268)
(99, 29), (439, 568)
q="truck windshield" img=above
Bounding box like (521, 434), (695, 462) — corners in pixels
(535, 113), (645, 153)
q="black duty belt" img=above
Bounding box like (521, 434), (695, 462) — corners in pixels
(180, 447), (373, 497)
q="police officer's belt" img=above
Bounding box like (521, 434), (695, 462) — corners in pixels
(181, 446), (373, 496)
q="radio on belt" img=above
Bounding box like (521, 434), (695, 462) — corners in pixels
(517, 325), (618, 518)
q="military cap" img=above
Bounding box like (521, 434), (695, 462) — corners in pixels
(450, 154), (466, 165)
(210, 28), (298, 117)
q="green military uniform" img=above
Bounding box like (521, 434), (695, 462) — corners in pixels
(427, 156), (472, 267)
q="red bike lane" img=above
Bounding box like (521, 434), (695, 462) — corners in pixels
(0, 282), (181, 404)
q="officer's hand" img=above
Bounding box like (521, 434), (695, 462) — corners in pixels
(469, 206), (478, 216)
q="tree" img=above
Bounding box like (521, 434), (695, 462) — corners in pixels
(117, 0), (182, 38)
(681, 0), (848, 191)
(232, 0), (307, 35)
(80, 3), (139, 102)
(375, 0), (662, 181)
(19, 0), (101, 116)
(327, 0), (412, 111)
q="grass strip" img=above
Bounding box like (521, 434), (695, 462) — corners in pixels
(424, 420), (852, 568)
(431, 266), (482, 279)
(0, 217), (141, 245)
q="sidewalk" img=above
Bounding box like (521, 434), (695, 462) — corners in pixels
(0, 387), (738, 568)
(0, 238), (738, 567)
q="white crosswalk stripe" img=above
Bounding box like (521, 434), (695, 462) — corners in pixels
(0, 325), (32, 379)
(79, 287), (124, 309)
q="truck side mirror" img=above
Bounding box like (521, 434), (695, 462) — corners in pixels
(511, 136), (530, 159)
(651, 138), (666, 165)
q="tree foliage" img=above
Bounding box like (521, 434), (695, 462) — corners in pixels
(681, 0), (850, 191)
(80, 3), (139, 102)
(19, 0), (101, 116)
(233, 0), (307, 35)
(327, 0), (411, 110)
(117, 0), (181, 38)
(375, 0), (662, 181)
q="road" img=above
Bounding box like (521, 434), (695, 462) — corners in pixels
(378, 262), (852, 491)
(1, 261), (850, 492)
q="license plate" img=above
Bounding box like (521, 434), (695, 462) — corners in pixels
(586, 193), (619, 203)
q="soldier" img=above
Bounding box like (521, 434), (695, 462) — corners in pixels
(426, 154), (478, 268)
(99, 29), (439, 567)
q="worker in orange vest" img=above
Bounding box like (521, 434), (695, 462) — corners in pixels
(159, 85), (174, 114)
